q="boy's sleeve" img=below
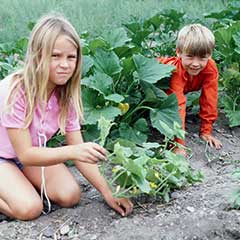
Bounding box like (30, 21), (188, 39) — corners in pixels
(199, 64), (219, 135)
(65, 102), (81, 132)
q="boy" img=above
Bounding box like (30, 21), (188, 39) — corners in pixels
(158, 24), (222, 156)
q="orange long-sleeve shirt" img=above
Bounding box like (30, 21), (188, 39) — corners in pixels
(157, 56), (219, 145)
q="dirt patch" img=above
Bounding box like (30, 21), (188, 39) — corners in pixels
(0, 112), (240, 240)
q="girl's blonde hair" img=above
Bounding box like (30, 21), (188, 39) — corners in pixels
(176, 23), (215, 57)
(6, 13), (83, 134)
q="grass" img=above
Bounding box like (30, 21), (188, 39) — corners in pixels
(0, 0), (225, 43)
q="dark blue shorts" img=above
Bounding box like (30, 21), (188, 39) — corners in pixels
(0, 157), (24, 170)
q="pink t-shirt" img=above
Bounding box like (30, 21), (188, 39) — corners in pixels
(0, 75), (81, 158)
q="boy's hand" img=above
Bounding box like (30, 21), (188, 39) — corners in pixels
(173, 147), (187, 158)
(104, 194), (133, 217)
(200, 134), (222, 149)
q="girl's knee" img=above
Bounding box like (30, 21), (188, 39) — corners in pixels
(13, 198), (43, 221)
(55, 183), (81, 208)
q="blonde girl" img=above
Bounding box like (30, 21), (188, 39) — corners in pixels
(0, 14), (133, 220)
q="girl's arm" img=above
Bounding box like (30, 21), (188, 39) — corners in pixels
(6, 128), (106, 166)
(65, 130), (133, 216)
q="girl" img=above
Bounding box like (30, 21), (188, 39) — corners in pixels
(0, 14), (133, 220)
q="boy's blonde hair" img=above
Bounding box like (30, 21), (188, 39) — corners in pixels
(176, 23), (215, 57)
(6, 13), (83, 134)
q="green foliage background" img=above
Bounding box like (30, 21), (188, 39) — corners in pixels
(0, 0), (225, 43)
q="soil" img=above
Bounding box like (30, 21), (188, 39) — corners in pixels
(1, 112), (240, 240)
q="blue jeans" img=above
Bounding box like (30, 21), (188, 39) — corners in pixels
(0, 157), (24, 170)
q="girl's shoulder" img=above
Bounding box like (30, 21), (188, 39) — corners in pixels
(0, 71), (25, 100)
(0, 74), (14, 97)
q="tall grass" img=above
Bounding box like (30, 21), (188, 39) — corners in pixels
(0, 0), (225, 43)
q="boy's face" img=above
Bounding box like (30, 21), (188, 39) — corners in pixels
(177, 50), (211, 76)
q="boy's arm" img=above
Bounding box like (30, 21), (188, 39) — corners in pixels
(199, 63), (222, 149)
(199, 65), (218, 135)
(65, 131), (133, 216)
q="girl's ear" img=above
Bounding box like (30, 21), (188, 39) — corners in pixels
(176, 48), (181, 57)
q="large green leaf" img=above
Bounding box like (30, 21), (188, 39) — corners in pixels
(134, 118), (149, 133)
(82, 72), (112, 95)
(215, 21), (240, 62)
(98, 116), (114, 146)
(134, 154), (150, 166)
(112, 143), (133, 165)
(226, 110), (240, 127)
(82, 88), (121, 125)
(0, 62), (14, 72)
(84, 105), (121, 125)
(133, 54), (175, 84)
(132, 174), (151, 193)
(104, 94), (124, 103)
(94, 49), (122, 76)
(233, 32), (240, 54)
(119, 121), (148, 144)
(124, 21), (152, 46)
(140, 81), (168, 102)
(114, 45), (137, 59)
(104, 27), (131, 49)
(125, 160), (147, 179)
(82, 124), (100, 142)
(121, 57), (136, 76)
(82, 55), (94, 77)
(150, 94), (181, 136)
(88, 37), (107, 52)
(215, 27), (234, 58)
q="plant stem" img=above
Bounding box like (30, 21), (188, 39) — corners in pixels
(233, 95), (240, 112)
(110, 170), (126, 185)
(113, 185), (134, 198)
(125, 78), (137, 95)
(155, 171), (175, 194)
(123, 100), (153, 122)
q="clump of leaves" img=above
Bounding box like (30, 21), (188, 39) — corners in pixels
(213, 21), (240, 127)
(207, 5), (240, 127)
(81, 12), (183, 145)
(0, 37), (27, 79)
(98, 117), (203, 201)
(219, 63), (240, 127)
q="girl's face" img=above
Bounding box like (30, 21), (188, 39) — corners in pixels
(48, 35), (78, 93)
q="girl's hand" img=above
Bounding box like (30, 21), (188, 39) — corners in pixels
(104, 194), (133, 217)
(72, 142), (107, 164)
(200, 134), (222, 149)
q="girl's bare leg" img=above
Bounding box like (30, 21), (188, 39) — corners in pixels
(0, 163), (43, 220)
(23, 163), (81, 207)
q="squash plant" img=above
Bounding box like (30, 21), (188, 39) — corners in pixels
(98, 116), (203, 200)
(80, 12), (203, 199)
(81, 12), (182, 145)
